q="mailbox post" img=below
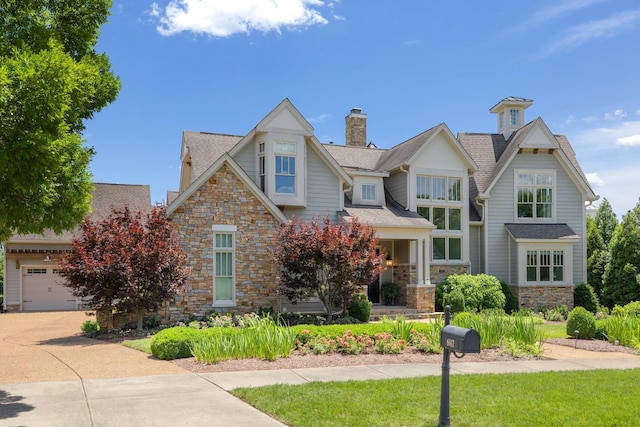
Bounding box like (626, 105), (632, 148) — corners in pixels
(438, 306), (480, 427)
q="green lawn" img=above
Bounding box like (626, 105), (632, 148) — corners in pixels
(233, 369), (640, 427)
(538, 321), (570, 339)
(122, 338), (152, 353)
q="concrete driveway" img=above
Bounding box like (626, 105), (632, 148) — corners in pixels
(0, 311), (188, 384)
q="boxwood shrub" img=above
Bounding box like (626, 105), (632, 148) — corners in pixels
(150, 327), (242, 360)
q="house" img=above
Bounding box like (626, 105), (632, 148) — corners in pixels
(2, 183), (152, 312)
(165, 96), (597, 320)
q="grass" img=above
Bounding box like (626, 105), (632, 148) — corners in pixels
(539, 321), (570, 339)
(233, 369), (640, 427)
(122, 338), (152, 353)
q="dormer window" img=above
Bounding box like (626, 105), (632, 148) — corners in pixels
(255, 134), (306, 206)
(275, 142), (296, 194)
(362, 184), (376, 202)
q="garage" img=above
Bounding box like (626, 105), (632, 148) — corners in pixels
(22, 267), (77, 311)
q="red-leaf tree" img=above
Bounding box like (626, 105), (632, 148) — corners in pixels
(274, 216), (382, 321)
(58, 206), (190, 330)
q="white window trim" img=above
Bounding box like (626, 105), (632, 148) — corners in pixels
(517, 242), (573, 286)
(514, 169), (556, 223)
(257, 135), (306, 207)
(213, 225), (237, 307)
(361, 184), (376, 202)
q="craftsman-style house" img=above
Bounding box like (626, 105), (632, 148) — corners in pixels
(164, 97), (597, 320)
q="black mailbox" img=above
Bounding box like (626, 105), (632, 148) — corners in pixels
(440, 325), (480, 353)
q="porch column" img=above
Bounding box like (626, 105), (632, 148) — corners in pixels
(416, 238), (424, 284)
(423, 236), (431, 284)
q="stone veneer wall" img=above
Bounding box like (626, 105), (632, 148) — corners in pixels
(392, 264), (416, 306)
(516, 286), (574, 310)
(168, 163), (282, 321)
(429, 264), (469, 284)
(406, 284), (435, 312)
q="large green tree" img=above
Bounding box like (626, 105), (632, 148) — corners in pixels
(601, 208), (640, 308)
(594, 198), (618, 249)
(586, 215), (609, 298)
(0, 0), (120, 241)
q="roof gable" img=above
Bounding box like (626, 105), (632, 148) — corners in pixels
(376, 123), (477, 172)
(166, 153), (287, 222)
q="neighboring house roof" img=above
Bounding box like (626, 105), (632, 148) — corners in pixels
(339, 193), (435, 229)
(166, 190), (180, 205)
(505, 223), (580, 241)
(182, 131), (243, 185)
(7, 183), (152, 244)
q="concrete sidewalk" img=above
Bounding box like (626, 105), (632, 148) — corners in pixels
(2, 357), (640, 426)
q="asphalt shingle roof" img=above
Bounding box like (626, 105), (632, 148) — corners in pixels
(9, 183), (152, 243)
(505, 223), (579, 240)
(183, 131), (243, 184)
(339, 193), (434, 228)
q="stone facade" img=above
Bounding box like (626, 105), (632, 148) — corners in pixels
(345, 109), (367, 147)
(392, 264), (416, 306)
(429, 264), (469, 284)
(406, 284), (436, 312)
(168, 163), (282, 321)
(514, 285), (574, 310)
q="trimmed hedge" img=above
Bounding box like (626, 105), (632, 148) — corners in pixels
(150, 327), (241, 360)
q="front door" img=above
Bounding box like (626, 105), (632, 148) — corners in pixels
(367, 274), (380, 304)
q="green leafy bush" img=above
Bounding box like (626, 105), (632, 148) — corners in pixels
(150, 327), (203, 360)
(444, 289), (465, 313)
(574, 283), (599, 313)
(441, 274), (506, 312)
(624, 301), (640, 317)
(566, 307), (596, 339)
(81, 320), (100, 334)
(500, 281), (518, 314)
(348, 293), (372, 322)
(380, 282), (399, 305)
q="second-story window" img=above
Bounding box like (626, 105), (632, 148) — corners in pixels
(516, 171), (554, 219)
(416, 174), (463, 262)
(258, 143), (265, 191)
(275, 142), (296, 194)
(362, 184), (376, 202)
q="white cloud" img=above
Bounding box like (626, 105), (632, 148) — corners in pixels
(308, 113), (332, 123)
(586, 172), (605, 187)
(153, 0), (329, 37)
(617, 134), (640, 146)
(541, 9), (640, 57)
(574, 120), (640, 150)
(604, 109), (627, 120)
(148, 2), (161, 17)
(528, 0), (605, 28)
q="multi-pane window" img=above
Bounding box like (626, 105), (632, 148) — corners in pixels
(275, 142), (296, 194)
(362, 184), (376, 202)
(416, 175), (430, 200)
(258, 143), (265, 191)
(517, 171), (554, 219)
(416, 174), (463, 262)
(526, 249), (564, 282)
(214, 231), (234, 302)
(499, 111), (505, 129)
(510, 109), (520, 126)
(416, 175), (460, 203)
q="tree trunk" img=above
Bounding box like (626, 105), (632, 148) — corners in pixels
(136, 311), (144, 331)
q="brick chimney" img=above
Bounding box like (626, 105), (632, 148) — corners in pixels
(345, 108), (367, 147)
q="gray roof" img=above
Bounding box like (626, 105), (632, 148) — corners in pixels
(183, 131), (243, 184)
(375, 125), (441, 171)
(9, 183), (152, 243)
(339, 193), (434, 228)
(505, 223), (579, 240)
(322, 143), (386, 171)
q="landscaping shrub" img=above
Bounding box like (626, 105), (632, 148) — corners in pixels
(440, 274), (505, 312)
(574, 283), (599, 313)
(347, 293), (372, 322)
(444, 289), (465, 313)
(543, 305), (569, 321)
(81, 320), (100, 334)
(150, 327), (203, 360)
(624, 301), (640, 317)
(500, 281), (518, 314)
(566, 307), (596, 339)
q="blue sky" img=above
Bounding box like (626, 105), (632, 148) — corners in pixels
(84, 0), (640, 218)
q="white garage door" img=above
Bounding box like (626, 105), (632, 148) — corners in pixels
(22, 267), (77, 311)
